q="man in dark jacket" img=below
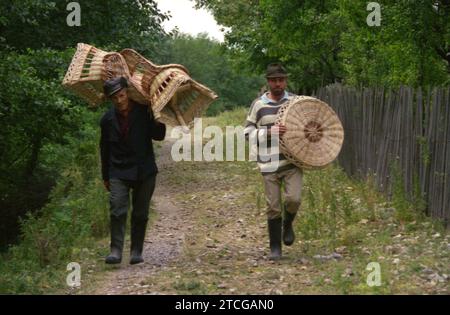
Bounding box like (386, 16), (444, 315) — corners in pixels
(100, 77), (166, 264)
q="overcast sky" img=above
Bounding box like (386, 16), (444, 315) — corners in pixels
(155, 0), (225, 42)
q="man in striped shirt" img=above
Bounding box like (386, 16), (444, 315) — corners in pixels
(244, 63), (303, 260)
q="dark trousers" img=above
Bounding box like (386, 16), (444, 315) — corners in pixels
(109, 175), (156, 251)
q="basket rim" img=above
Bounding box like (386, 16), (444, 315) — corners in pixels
(277, 95), (344, 169)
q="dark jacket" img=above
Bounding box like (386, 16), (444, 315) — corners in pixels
(100, 101), (166, 181)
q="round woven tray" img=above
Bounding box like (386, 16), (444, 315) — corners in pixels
(276, 96), (344, 169)
(62, 43), (110, 106)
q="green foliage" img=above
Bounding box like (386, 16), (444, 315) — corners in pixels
(0, 49), (83, 169)
(1, 0), (447, 295)
(297, 159), (441, 257)
(340, 0), (449, 87)
(155, 33), (263, 115)
(0, 114), (109, 294)
(298, 165), (379, 250)
(0, 48), (88, 248)
(0, 0), (169, 52)
(300, 167), (349, 244)
(197, 0), (450, 90)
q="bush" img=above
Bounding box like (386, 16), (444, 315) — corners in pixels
(0, 112), (109, 294)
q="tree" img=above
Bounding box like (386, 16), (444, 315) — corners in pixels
(156, 33), (263, 114)
(196, 0), (346, 92)
(0, 0), (169, 52)
(340, 0), (449, 87)
(196, 0), (450, 89)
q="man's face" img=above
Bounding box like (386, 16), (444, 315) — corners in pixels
(111, 89), (129, 113)
(267, 77), (287, 97)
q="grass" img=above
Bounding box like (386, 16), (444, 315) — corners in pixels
(149, 156), (448, 294)
(0, 174), (109, 294)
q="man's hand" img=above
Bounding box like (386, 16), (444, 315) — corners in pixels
(270, 124), (287, 136)
(103, 180), (110, 192)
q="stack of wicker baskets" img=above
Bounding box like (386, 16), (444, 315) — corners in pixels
(62, 43), (218, 127)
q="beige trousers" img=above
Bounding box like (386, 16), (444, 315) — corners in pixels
(262, 167), (303, 220)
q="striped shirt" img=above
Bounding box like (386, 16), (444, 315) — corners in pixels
(244, 91), (296, 174)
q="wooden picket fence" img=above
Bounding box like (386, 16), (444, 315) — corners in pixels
(314, 84), (450, 226)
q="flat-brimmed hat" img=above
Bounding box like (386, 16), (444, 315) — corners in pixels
(103, 76), (128, 97)
(265, 63), (288, 78)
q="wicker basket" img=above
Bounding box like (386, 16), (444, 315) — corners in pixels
(276, 96), (344, 169)
(62, 43), (110, 106)
(62, 43), (150, 106)
(102, 52), (149, 106)
(121, 49), (218, 127)
(63, 44), (218, 126)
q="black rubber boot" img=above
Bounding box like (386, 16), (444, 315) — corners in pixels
(283, 210), (296, 246)
(268, 218), (282, 260)
(130, 220), (147, 265)
(105, 215), (126, 264)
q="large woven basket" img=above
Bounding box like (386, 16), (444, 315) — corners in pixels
(121, 49), (218, 127)
(62, 43), (149, 106)
(276, 96), (344, 169)
(63, 44), (217, 126)
(102, 52), (149, 106)
(62, 43), (110, 106)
